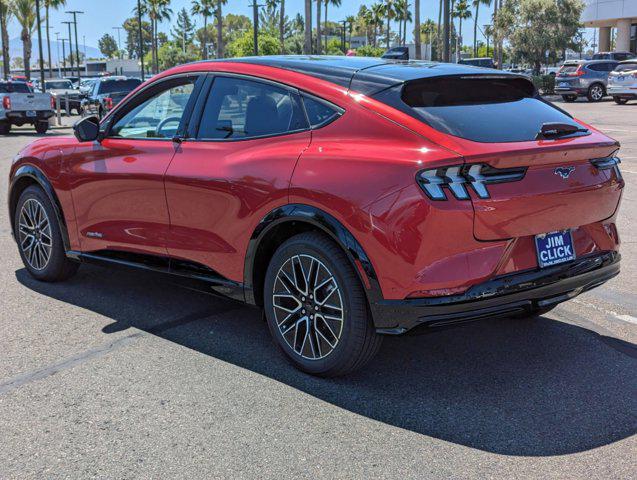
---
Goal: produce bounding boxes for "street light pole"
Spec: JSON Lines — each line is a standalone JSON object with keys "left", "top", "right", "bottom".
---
{"left": 443, "top": 0, "right": 450, "bottom": 62}
{"left": 137, "top": 0, "right": 145, "bottom": 81}
{"left": 67, "top": 10, "right": 83, "bottom": 79}
{"left": 61, "top": 37, "right": 67, "bottom": 72}
{"left": 35, "top": 0, "right": 45, "bottom": 88}
{"left": 55, "top": 32, "right": 61, "bottom": 77}
{"left": 249, "top": 2, "right": 263, "bottom": 56}
{"left": 113, "top": 26, "right": 124, "bottom": 59}
{"left": 62, "top": 21, "right": 74, "bottom": 77}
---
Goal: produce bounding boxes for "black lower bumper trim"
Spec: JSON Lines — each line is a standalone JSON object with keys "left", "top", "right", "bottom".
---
{"left": 373, "top": 252, "right": 620, "bottom": 334}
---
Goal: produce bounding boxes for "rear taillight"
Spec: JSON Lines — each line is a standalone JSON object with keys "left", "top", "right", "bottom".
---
{"left": 417, "top": 164, "right": 527, "bottom": 201}
{"left": 2, "top": 96, "right": 11, "bottom": 109}
{"left": 50, "top": 96, "right": 56, "bottom": 109}
{"left": 104, "top": 97, "right": 113, "bottom": 109}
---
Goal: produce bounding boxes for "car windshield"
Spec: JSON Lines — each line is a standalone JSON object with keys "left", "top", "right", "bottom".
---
{"left": 97, "top": 79, "right": 142, "bottom": 94}
{"left": 0, "top": 82, "right": 31, "bottom": 93}
{"left": 400, "top": 75, "right": 582, "bottom": 143}
{"left": 592, "top": 53, "right": 611, "bottom": 60}
{"left": 46, "top": 81, "right": 73, "bottom": 89}
{"left": 615, "top": 63, "right": 637, "bottom": 72}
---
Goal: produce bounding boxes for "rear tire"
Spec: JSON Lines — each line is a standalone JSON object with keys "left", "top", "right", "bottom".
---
{"left": 35, "top": 121, "right": 49, "bottom": 134}
{"left": 264, "top": 232, "right": 382, "bottom": 377}
{"left": 587, "top": 83, "right": 605, "bottom": 102}
{"left": 0, "top": 121, "right": 10, "bottom": 134}
{"left": 561, "top": 94, "right": 577, "bottom": 102}
{"left": 613, "top": 96, "right": 629, "bottom": 105}
{"left": 14, "top": 186, "right": 79, "bottom": 282}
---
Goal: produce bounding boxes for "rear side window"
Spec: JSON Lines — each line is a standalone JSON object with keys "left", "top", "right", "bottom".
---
{"left": 98, "top": 79, "right": 142, "bottom": 95}
{"left": 399, "top": 76, "right": 582, "bottom": 143}
{"left": 302, "top": 96, "right": 341, "bottom": 128}
{"left": 616, "top": 62, "right": 637, "bottom": 72}
{"left": 197, "top": 76, "right": 308, "bottom": 140}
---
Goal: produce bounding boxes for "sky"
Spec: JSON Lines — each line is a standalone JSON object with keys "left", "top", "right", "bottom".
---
{"left": 6, "top": 0, "right": 499, "bottom": 51}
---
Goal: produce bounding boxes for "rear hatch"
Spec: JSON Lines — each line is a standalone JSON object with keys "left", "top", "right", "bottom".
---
{"left": 391, "top": 74, "right": 623, "bottom": 241}
{"left": 608, "top": 61, "right": 637, "bottom": 87}
{"left": 555, "top": 63, "right": 583, "bottom": 89}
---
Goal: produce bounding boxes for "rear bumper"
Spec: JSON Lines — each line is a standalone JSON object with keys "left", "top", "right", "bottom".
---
{"left": 372, "top": 251, "right": 620, "bottom": 334}
{"left": 4, "top": 110, "right": 54, "bottom": 122}
{"left": 607, "top": 86, "right": 637, "bottom": 98}
{"left": 554, "top": 87, "right": 586, "bottom": 95}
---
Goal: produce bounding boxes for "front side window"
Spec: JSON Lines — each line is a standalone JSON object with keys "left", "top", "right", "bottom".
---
{"left": 197, "top": 76, "right": 307, "bottom": 140}
{"left": 109, "top": 78, "right": 196, "bottom": 139}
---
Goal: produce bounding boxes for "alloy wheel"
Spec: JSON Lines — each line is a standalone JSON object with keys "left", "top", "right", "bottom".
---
{"left": 591, "top": 85, "right": 604, "bottom": 101}
{"left": 272, "top": 254, "right": 344, "bottom": 360}
{"left": 18, "top": 198, "right": 53, "bottom": 270}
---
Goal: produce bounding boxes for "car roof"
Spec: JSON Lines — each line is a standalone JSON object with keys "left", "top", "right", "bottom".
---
{"left": 619, "top": 58, "right": 637, "bottom": 63}
{"left": 203, "top": 55, "right": 522, "bottom": 95}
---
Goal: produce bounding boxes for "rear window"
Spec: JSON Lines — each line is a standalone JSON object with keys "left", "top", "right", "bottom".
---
{"left": 98, "top": 79, "right": 142, "bottom": 95}
{"left": 615, "top": 62, "right": 637, "bottom": 72}
{"left": 592, "top": 53, "right": 611, "bottom": 60}
{"left": 46, "top": 80, "right": 73, "bottom": 89}
{"left": 0, "top": 82, "right": 31, "bottom": 93}
{"left": 400, "top": 76, "right": 582, "bottom": 143}
{"left": 558, "top": 64, "right": 579, "bottom": 74}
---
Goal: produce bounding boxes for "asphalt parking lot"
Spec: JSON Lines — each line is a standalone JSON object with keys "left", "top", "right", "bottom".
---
{"left": 1, "top": 100, "right": 635, "bottom": 479}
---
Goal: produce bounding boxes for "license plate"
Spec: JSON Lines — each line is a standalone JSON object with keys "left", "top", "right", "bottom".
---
{"left": 535, "top": 230, "right": 576, "bottom": 268}
{"left": 559, "top": 82, "right": 569, "bottom": 87}
{"left": 26, "top": 110, "right": 36, "bottom": 117}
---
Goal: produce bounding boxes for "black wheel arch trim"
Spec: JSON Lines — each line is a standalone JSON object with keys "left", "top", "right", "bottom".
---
{"left": 243, "top": 204, "right": 386, "bottom": 321}
{"left": 8, "top": 164, "right": 71, "bottom": 251}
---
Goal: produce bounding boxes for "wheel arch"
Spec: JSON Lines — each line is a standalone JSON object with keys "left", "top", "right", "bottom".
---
{"left": 8, "top": 164, "right": 71, "bottom": 251}
{"left": 244, "top": 204, "right": 382, "bottom": 309}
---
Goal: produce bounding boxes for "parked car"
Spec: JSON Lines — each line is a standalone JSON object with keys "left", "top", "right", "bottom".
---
{"left": 42, "top": 79, "right": 82, "bottom": 114}
{"left": 63, "top": 76, "right": 81, "bottom": 89}
{"left": 458, "top": 57, "right": 495, "bottom": 69}
{"left": 0, "top": 80, "right": 53, "bottom": 134}
{"left": 555, "top": 59, "right": 619, "bottom": 102}
{"left": 607, "top": 59, "right": 637, "bottom": 104}
{"left": 592, "top": 51, "right": 636, "bottom": 61}
{"left": 382, "top": 46, "right": 409, "bottom": 60}
{"left": 8, "top": 75, "right": 33, "bottom": 89}
{"left": 8, "top": 57, "right": 623, "bottom": 376}
{"left": 81, "top": 76, "right": 142, "bottom": 118}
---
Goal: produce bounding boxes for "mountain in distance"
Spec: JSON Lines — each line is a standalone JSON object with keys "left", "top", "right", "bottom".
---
{"left": 8, "top": 37, "right": 104, "bottom": 63}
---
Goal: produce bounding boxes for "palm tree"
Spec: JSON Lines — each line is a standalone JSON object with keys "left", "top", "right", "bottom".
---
{"left": 44, "top": 0, "right": 65, "bottom": 76}
{"left": 304, "top": 0, "right": 312, "bottom": 54}
{"left": 192, "top": 0, "right": 214, "bottom": 59}
{"left": 12, "top": 0, "right": 37, "bottom": 79}
{"left": 345, "top": 14, "right": 355, "bottom": 47}
{"left": 384, "top": 0, "right": 395, "bottom": 49}
{"left": 143, "top": 0, "right": 172, "bottom": 74}
{"left": 370, "top": 2, "right": 384, "bottom": 48}
{"left": 279, "top": 0, "right": 286, "bottom": 54}
{"left": 214, "top": 0, "right": 227, "bottom": 58}
{"left": 436, "top": 0, "right": 442, "bottom": 60}
{"left": 472, "top": 0, "right": 491, "bottom": 57}
{"left": 396, "top": 0, "right": 412, "bottom": 45}
{"left": 413, "top": 0, "right": 420, "bottom": 58}
{"left": 0, "top": 0, "right": 12, "bottom": 78}
{"left": 323, "top": 0, "right": 341, "bottom": 52}
{"left": 453, "top": 0, "right": 471, "bottom": 57}
{"left": 315, "top": 0, "right": 321, "bottom": 54}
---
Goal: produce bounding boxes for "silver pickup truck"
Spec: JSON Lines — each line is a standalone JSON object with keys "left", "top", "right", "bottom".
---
{"left": 0, "top": 81, "right": 54, "bottom": 134}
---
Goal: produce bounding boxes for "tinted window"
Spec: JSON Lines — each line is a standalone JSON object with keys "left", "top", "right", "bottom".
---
{"left": 302, "top": 96, "right": 341, "bottom": 128}
{"left": 587, "top": 63, "right": 605, "bottom": 71}
{"left": 616, "top": 62, "right": 637, "bottom": 72}
{"left": 98, "top": 79, "right": 142, "bottom": 95}
{"left": 0, "top": 82, "right": 31, "bottom": 93}
{"left": 46, "top": 80, "right": 73, "bottom": 89}
{"left": 110, "top": 78, "right": 196, "bottom": 139}
{"left": 558, "top": 64, "right": 579, "bottom": 74}
{"left": 592, "top": 53, "right": 611, "bottom": 60}
{"left": 400, "top": 76, "right": 582, "bottom": 143}
{"left": 197, "top": 77, "right": 307, "bottom": 140}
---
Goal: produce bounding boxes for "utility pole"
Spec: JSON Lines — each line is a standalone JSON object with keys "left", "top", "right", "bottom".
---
{"left": 67, "top": 10, "right": 83, "bottom": 79}
{"left": 340, "top": 20, "right": 347, "bottom": 51}
{"left": 35, "top": 0, "right": 45, "bottom": 88}
{"left": 113, "top": 27, "right": 123, "bottom": 59}
{"left": 249, "top": 2, "right": 263, "bottom": 56}
{"left": 61, "top": 37, "right": 67, "bottom": 72}
{"left": 62, "top": 21, "right": 74, "bottom": 77}
{"left": 137, "top": 0, "right": 145, "bottom": 81}
{"left": 55, "top": 32, "right": 61, "bottom": 76}
{"left": 443, "top": 0, "right": 450, "bottom": 62}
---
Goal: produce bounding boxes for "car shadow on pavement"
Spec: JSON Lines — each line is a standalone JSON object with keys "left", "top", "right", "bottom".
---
{"left": 16, "top": 264, "right": 637, "bottom": 457}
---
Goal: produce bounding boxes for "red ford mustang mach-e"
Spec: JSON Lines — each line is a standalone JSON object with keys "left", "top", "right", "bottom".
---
{"left": 8, "top": 57, "right": 623, "bottom": 376}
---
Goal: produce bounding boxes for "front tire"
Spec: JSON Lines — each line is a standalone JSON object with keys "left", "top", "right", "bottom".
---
{"left": 613, "top": 96, "right": 629, "bottom": 105}
{"left": 0, "top": 121, "right": 11, "bottom": 134}
{"left": 587, "top": 83, "right": 605, "bottom": 102}
{"left": 264, "top": 232, "right": 382, "bottom": 377}
{"left": 561, "top": 94, "right": 577, "bottom": 102}
{"left": 14, "top": 186, "right": 79, "bottom": 282}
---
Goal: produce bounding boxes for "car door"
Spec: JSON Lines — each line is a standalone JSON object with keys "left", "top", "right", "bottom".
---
{"left": 164, "top": 74, "right": 312, "bottom": 283}
{"left": 67, "top": 74, "right": 202, "bottom": 256}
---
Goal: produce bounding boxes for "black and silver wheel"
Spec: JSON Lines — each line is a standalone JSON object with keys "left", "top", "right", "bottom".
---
{"left": 264, "top": 232, "right": 382, "bottom": 377}
{"left": 15, "top": 186, "right": 79, "bottom": 282}
{"left": 587, "top": 83, "right": 605, "bottom": 102}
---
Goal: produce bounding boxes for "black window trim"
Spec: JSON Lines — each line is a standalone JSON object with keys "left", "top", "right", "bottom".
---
{"left": 188, "top": 72, "right": 312, "bottom": 143}
{"left": 100, "top": 72, "right": 207, "bottom": 142}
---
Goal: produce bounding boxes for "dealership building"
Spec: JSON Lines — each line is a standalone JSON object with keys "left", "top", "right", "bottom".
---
{"left": 582, "top": 0, "right": 637, "bottom": 52}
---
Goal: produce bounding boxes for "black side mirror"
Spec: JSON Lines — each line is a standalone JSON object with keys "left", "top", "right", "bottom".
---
{"left": 73, "top": 116, "right": 100, "bottom": 142}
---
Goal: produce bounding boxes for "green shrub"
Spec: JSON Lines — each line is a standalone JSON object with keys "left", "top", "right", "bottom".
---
{"left": 532, "top": 74, "right": 555, "bottom": 95}
{"left": 226, "top": 30, "right": 280, "bottom": 57}
{"left": 355, "top": 45, "right": 385, "bottom": 57}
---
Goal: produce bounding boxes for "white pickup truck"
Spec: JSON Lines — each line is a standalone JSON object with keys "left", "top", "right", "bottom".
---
{"left": 0, "top": 81, "right": 54, "bottom": 134}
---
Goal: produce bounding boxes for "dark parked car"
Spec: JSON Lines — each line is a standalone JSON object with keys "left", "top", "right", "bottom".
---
{"left": 81, "top": 76, "right": 142, "bottom": 118}
{"left": 458, "top": 57, "right": 495, "bottom": 69}
{"left": 555, "top": 59, "right": 619, "bottom": 102}
{"left": 382, "top": 47, "right": 409, "bottom": 60}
